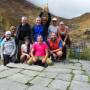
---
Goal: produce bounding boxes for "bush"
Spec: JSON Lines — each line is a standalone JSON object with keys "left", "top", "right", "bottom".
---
{"left": 67, "top": 47, "right": 90, "bottom": 60}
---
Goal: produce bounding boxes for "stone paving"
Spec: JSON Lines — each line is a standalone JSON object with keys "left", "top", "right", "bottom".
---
{"left": 0, "top": 59, "right": 90, "bottom": 90}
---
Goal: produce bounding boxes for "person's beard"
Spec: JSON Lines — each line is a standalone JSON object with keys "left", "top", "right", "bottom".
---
{"left": 51, "top": 38, "right": 56, "bottom": 42}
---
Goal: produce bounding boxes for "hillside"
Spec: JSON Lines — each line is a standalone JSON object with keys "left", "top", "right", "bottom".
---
{"left": 0, "top": 0, "right": 90, "bottom": 42}
{"left": 0, "top": 0, "right": 40, "bottom": 31}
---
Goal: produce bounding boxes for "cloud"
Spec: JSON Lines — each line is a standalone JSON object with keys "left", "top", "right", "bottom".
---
{"left": 26, "top": 0, "right": 90, "bottom": 19}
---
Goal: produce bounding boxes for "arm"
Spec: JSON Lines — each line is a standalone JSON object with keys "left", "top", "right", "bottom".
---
{"left": 10, "top": 39, "right": 16, "bottom": 57}
{"left": 1, "top": 41, "right": 4, "bottom": 60}
{"left": 42, "top": 49, "right": 48, "bottom": 63}
{"left": 46, "top": 13, "right": 51, "bottom": 27}
{"left": 64, "top": 26, "right": 70, "bottom": 42}
{"left": 16, "top": 25, "right": 20, "bottom": 44}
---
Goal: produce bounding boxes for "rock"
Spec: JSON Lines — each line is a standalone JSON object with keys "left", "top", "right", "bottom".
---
{"left": 56, "top": 74, "right": 72, "bottom": 81}
{"left": 7, "top": 73, "right": 33, "bottom": 84}
{"left": 0, "top": 79, "right": 27, "bottom": 90}
{"left": 21, "top": 70, "right": 40, "bottom": 77}
{"left": 30, "top": 77, "right": 52, "bottom": 87}
{"left": 44, "top": 68, "right": 71, "bottom": 74}
{"left": 49, "top": 80, "right": 70, "bottom": 90}
{"left": 27, "top": 85, "right": 55, "bottom": 90}
{"left": 0, "top": 65, "right": 9, "bottom": 72}
{"left": 73, "top": 75, "right": 88, "bottom": 82}
{"left": 70, "top": 81, "right": 90, "bottom": 90}
{"left": 0, "top": 68, "right": 22, "bottom": 78}
{"left": 7, "top": 63, "right": 44, "bottom": 71}
{"left": 73, "top": 70, "right": 84, "bottom": 75}
{"left": 39, "top": 71, "right": 58, "bottom": 79}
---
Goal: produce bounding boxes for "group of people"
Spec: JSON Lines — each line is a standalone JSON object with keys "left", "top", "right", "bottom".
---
{"left": 0, "top": 9, "right": 71, "bottom": 67}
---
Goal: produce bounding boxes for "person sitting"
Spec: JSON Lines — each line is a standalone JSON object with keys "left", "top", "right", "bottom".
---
{"left": 27, "top": 35, "right": 53, "bottom": 67}
{"left": 1, "top": 31, "right": 16, "bottom": 66}
{"left": 20, "top": 37, "right": 32, "bottom": 63}
{"left": 47, "top": 32, "right": 63, "bottom": 62}
{"left": 57, "top": 21, "right": 71, "bottom": 61}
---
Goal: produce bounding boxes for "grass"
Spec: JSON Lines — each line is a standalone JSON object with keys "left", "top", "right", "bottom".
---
{"left": 67, "top": 47, "right": 90, "bottom": 60}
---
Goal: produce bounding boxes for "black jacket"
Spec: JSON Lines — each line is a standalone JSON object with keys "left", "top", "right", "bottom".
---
{"left": 16, "top": 23, "right": 31, "bottom": 44}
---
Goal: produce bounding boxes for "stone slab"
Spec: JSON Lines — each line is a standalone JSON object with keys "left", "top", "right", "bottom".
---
{"left": 70, "top": 81, "right": 90, "bottom": 90}
{"left": 21, "top": 70, "right": 40, "bottom": 77}
{"left": 7, "top": 73, "right": 33, "bottom": 84}
{"left": 0, "top": 68, "right": 22, "bottom": 78}
{"left": 49, "top": 80, "right": 70, "bottom": 90}
{"left": 73, "top": 75, "right": 88, "bottom": 82}
{"left": 27, "top": 85, "right": 56, "bottom": 90}
{"left": 0, "top": 79, "right": 27, "bottom": 90}
{"left": 30, "top": 77, "right": 52, "bottom": 87}
{"left": 7, "top": 63, "right": 44, "bottom": 71}
{"left": 56, "top": 74, "right": 72, "bottom": 81}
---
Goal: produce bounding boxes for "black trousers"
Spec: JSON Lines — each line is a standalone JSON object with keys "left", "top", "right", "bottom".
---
{"left": 3, "top": 54, "right": 16, "bottom": 66}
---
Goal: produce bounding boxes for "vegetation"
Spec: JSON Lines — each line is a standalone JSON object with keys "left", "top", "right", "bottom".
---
{"left": 67, "top": 47, "right": 90, "bottom": 60}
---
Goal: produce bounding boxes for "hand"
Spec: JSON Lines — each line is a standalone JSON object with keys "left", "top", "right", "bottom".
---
{"left": 63, "top": 42, "right": 66, "bottom": 46}
{"left": 10, "top": 54, "right": 13, "bottom": 57}
{"left": 1, "top": 56, "right": 4, "bottom": 61}
{"left": 26, "top": 54, "right": 30, "bottom": 59}
{"left": 42, "top": 57, "right": 46, "bottom": 63}
{"left": 50, "top": 51, "right": 53, "bottom": 54}
{"left": 33, "top": 57, "right": 37, "bottom": 62}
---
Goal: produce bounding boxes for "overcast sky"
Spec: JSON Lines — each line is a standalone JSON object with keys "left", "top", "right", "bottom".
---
{"left": 27, "top": 0, "right": 90, "bottom": 19}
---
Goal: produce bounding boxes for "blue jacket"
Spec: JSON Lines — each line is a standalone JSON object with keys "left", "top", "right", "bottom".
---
{"left": 32, "top": 24, "right": 46, "bottom": 41}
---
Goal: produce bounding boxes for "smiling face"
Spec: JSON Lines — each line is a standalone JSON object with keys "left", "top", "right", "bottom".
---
{"left": 21, "top": 16, "right": 28, "bottom": 25}
{"left": 36, "top": 17, "right": 41, "bottom": 25}
{"left": 51, "top": 32, "right": 57, "bottom": 40}
{"left": 37, "top": 35, "right": 43, "bottom": 43}
{"left": 42, "top": 16, "right": 47, "bottom": 25}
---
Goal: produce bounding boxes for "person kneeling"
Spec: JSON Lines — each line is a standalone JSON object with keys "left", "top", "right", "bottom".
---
{"left": 47, "top": 32, "right": 63, "bottom": 62}
{"left": 27, "top": 35, "right": 53, "bottom": 67}
{"left": 1, "top": 31, "right": 16, "bottom": 66}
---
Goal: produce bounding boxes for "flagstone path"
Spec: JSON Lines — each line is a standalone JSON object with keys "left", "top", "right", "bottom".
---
{"left": 0, "top": 59, "right": 90, "bottom": 90}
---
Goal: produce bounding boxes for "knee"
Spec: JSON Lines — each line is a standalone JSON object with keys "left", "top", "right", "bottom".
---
{"left": 57, "top": 51, "right": 63, "bottom": 57}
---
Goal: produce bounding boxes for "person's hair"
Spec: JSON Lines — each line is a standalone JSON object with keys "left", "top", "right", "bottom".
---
{"left": 10, "top": 26, "right": 16, "bottom": 31}
{"left": 24, "top": 36, "right": 29, "bottom": 41}
{"left": 36, "top": 16, "right": 41, "bottom": 21}
{"left": 24, "top": 36, "right": 30, "bottom": 54}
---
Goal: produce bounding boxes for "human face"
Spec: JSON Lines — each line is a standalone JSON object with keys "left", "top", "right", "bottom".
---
{"left": 59, "top": 24, "right": 65, "bottom": 29}
{"left": 42, "top": 17, "right": 47, "bottom": 25}
{"left": 21, "top": 17, "right": 28, "bottom": 24}
{"left": 5, "top": 34, "right": 11, "bottom": 40}
{"left": 25, "top": 40, "right": 29, "bottom": 45}
{"left": 36, "top": 18, "right": 41, "bottom": 25}
{"left": 52, "top": 20, "right": 57, "bottom": 26}
{"left": 11, "top": 28, "right": 16, "bottom": 35}
{"left": 37, "top": 36, "right": 43, "bottom": 43}
{"left": 51, "top": 33, "right": 57, "bottom": 40}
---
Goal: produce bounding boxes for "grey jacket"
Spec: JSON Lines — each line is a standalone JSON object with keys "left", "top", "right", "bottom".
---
{"left": 1, "top": 38, "right": 16, "bottom": 60}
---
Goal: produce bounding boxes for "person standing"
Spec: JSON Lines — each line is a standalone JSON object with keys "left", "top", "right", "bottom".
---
{"left": 48, "top": 17, "right": 58, "bottom": 38}
{"left": 58, "top": 21, "right": 71, "bottom": 61}
{"left": 32, "top": 17, "right": 46, "bottom": 42}
{"left": 16, "top": 16, "right": 32, "bottom": 61}
{"left": 39, "top": 7, "right": 51, "bottom": 39}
